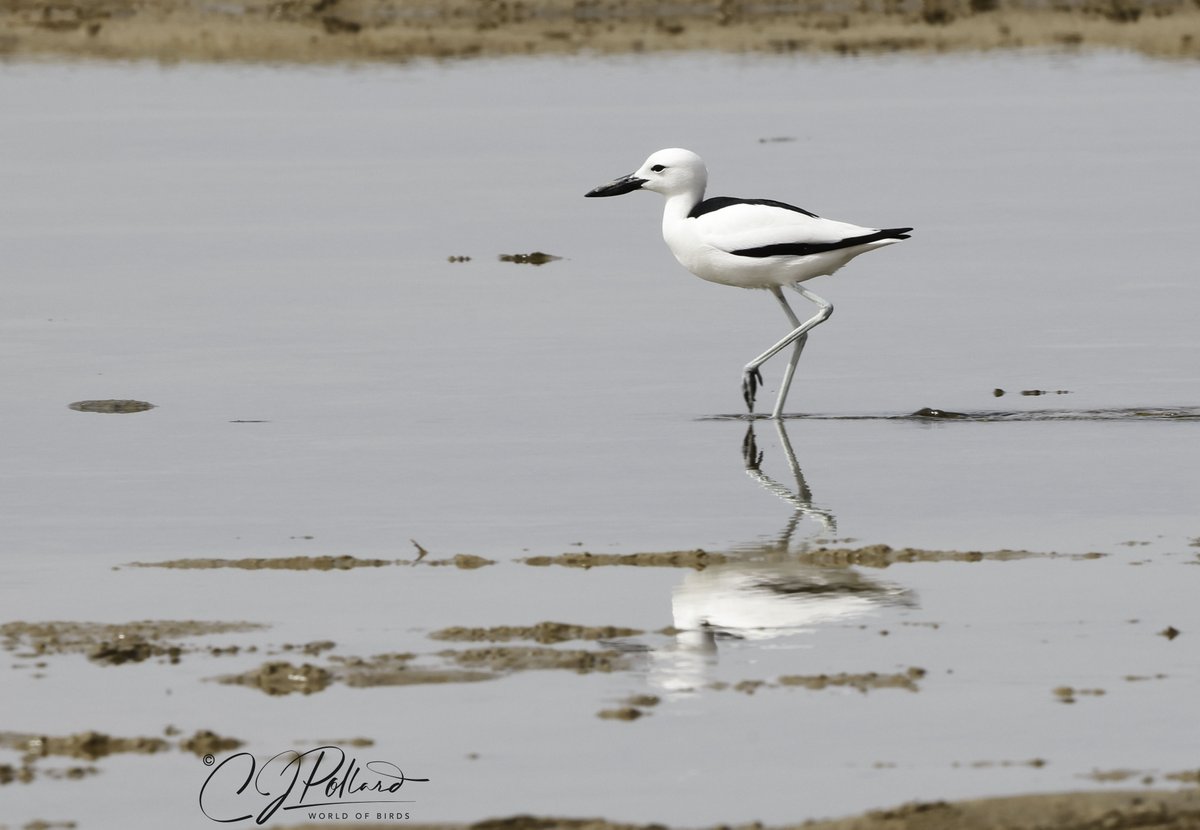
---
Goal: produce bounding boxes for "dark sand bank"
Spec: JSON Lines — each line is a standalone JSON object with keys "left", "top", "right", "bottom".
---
{"left": 2, "top": 0, "right": 1199, "bottom": 63}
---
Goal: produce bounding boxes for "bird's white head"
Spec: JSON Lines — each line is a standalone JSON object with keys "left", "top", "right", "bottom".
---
{"left": 585, "top": 148, "right": 707, "bottom": 202}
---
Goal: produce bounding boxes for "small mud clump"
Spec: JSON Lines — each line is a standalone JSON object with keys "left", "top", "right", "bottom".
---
{"left": 1053, "top": 685, "right": 1106, "bottom": 704}
{"left": 498, "top": 251, "right": 562, "bottom": 265}
{"left": 68, "top": 399, "right": 155, "bottom": 413}
{"left": 180, "top": 730, "right": 243, "bottom": 757}
{"left": 429, "top": 621, "right": 643, "bottom": 644}
{"left": 598, "top": 694, "right": 660, "bottom": 721}
{"left": 597, "top": 707, "right": 644, "bottom": 721}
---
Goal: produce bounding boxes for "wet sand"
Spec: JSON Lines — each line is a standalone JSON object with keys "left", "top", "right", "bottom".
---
{"left": 2, "top": 0, "right": 1199, "bottom": 62}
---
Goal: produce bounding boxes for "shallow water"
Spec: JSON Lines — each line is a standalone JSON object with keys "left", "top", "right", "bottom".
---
{"left": 1, "top": 51, "right": 1198, "bottom": 828}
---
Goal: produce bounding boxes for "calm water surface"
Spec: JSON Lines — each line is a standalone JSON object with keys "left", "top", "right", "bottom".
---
{"left": 1, "top": 50, "right": 1198, "bottom": 828}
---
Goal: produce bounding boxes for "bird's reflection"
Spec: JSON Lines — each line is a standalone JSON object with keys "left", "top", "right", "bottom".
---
{"left": 647, "top": 422, "right": 915, "bottom": 693}
{"left": 737, "top": 421, "right": 837, "bottom": 545}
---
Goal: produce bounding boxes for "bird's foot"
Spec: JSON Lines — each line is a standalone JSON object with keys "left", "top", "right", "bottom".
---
{"left": 742, "top": 367, "right": 763, "bottom": 412}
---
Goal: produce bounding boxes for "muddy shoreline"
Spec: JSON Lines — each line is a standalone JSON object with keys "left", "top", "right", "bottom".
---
{"left": 273, "top": 789, "right": 1200, "bottom": 829}
{"left": 2, "top": 0, "right": 1198, "bottom": 62}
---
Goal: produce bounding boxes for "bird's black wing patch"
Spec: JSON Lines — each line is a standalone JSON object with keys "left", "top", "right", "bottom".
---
{"left": 688, "top": 196, "right": 820, "bottom": 220}
{"left": 731, "top": 227, "right": 912, "bottom": 258}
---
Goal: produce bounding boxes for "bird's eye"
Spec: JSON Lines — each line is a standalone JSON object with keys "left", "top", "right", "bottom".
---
{"left": 650, "top": 164, "right": 666, "bottom": 172}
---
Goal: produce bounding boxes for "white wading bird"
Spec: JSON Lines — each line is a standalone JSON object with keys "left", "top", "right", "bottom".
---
{"left": 585, "top": 148, "right": 912, "bottom": 418}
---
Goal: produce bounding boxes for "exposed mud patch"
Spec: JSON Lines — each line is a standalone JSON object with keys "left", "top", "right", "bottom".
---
{"left": 498, "top": 252, "right": 562, "bottom": 265}
{"left": 220, "top": 660, "right": 334, "bottom": 695}
{"left": 131, "top": 553, "right": 494, "bottom": 570}
{"left": 597, "top": 707, "right": 644, "bottom": 721}
{"left": 222, "top": 639, "right": 630, "bottom": 695}
{"left": 522, "top": 544, "right": 1099, "bottom": 571}
{"left": 272, "top": 788, "right": 1200, "bottom": 829}
{"left": 440, "top": 646, "right": 628, "bottom": 674}
{"left": 0, "top": 730, "right": 168, "bottom": 760}
{"left": 3, "top": 0, "right": 1199, "bottom": 64}
{"left": 790, "top": 544, "right": 1103, "bottom": 568}
{"left": 1053, "top": 685, "right": 1107, "bottom": 704}
{"left": 429, "top": 622, "right": 643, "bottom": 644}
{"left": 0, "top": 620, "right": 266, "bottom": 667}
{"left": 954, "top": 758, "right": 1048, "bottom": 769}
{"left": 522, "top": 550, "right": 729, "bottom": 570}
{"left": 179, "top": 729, "right": 243, "bottom": 757}
{"left": 336, "top": 653, "right": 494, "bottom": 688}
{"left": 1166, "top": 770, "right": 1200, "bottom": 785}
{"left": 0, "top": 728, "right": 242, "bottom": 786}
{"left": 67, "top": 399, "right": 155, "bottom": 413}
{"left": 1082, "top": 768, "right": 1146, "bottom": 783}
{"left": 780, "top": 406, "right": 1200, "bottom": 422}
{"left": 712, "top": 667, "right": 926, "bottom": 695}
{"left": 598, "top": 694, "right": 661, "bottom": 721}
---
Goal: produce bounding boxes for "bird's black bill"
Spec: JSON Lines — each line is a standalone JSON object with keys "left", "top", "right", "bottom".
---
{"left": 585, "top": 174, "right": 648, "bottom": 198}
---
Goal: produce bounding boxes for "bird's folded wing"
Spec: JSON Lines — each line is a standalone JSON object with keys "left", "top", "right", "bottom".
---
{"left": 694, "top": 202, "right": 879, "bottom": 255}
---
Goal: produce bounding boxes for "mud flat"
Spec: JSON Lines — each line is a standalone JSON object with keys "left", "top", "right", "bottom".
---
{"left": 521, "top": 544, "right": 1101, "bottom": 570}
{"left": 129, "top": 553, "right": 494, "bottom": 570}
{"left": 275, "top": 788, "right": 1200, "bottom": 829}
{"left": 1, "top": 0, "right": 1198, "bottom": 63}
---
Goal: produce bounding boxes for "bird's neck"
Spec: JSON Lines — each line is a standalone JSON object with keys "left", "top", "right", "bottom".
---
{"left": 662, "top": 186, "right": 705, "bottom": 227}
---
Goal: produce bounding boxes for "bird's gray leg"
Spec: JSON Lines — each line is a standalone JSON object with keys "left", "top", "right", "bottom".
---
{"left": 771, "top": 287, "right": 807, "bottom": 420}
{"left": 742, "top": 285, "right": 834, "bottom": 416}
